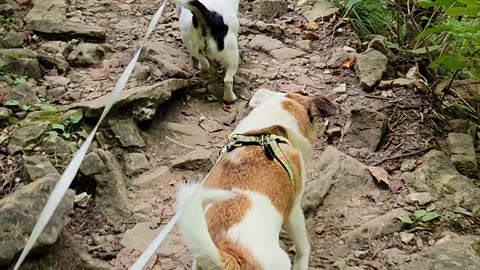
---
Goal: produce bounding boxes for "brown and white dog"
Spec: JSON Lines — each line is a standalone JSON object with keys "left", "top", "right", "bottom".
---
{"left": 176, "top": 89, "right": 339, "bottom": 270}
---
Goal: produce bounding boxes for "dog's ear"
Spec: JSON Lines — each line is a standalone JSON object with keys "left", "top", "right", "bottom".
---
{"left": 249, "top": 88, "right": 286, "bottom": 108}
{"left": 307, "top": 96, "right": 340, "bottom": 121}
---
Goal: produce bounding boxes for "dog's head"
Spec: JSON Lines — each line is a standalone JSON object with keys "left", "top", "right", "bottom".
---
{"left": 249, "top": 88, "right": 340, "bottom": 142}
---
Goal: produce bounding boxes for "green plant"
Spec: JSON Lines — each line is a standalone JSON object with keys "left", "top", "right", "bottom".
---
{"left": 49, "top": 110, "right": 85, "bottom": 140}
{"left": 13, "top": 75, "right": 28, "bottom": 85}
{"left": 2, "top": 16, "right": 15, "bottom": 31}
{"left": 399, "top": 210, "right": 441, "bottom": 229}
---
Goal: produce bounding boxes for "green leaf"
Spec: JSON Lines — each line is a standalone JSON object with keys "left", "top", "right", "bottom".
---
{"left": 13, "top": 76, "right": 28, "bottom": 85}
{"left": 4, "top": 100, "right": 19, "bottom": 107}
{"left": 76, "top": 130, "right": 89, "bottom": 140}
{"left": 445, "top": 7, "right": 480, "bottom": 17}
{"left": 415, "top": 210, "right": 427, "bottom": 219}
{"left": 417, "top": 25, "right": 452, "bottom": 40}
{"left": 35, "top": 103, "right": 57, "bottom": 112}
{"left": 68, "top": 142, "right": 78, "bottom": 154}
{"left": 431, "top": 55, "right": 469, "bottom": 71}
{"left": 63, "top": 132, "right": 70, "bottom": 139}
{"left": 47, "top": 131, "right": 59, "bottom": 137}
{"left": 20, "top": 104, "right": 31, "bottom": 111}
{"left": 422, "top": 212, "right": 441, "bottom": 222}
{"left": 69, "top": 110, "right": 83, "bottom": 124}
{"left": 407, "top": 44, "right": 443, "bottom": 54}
{"left": 399, "top": 216, "right": 414, "bottom": 224}
{"left": 346, "top": 0, "right": 362, "bottom": 9}
{"left": 51, "top": 123, "right": 65, "bottom": 132}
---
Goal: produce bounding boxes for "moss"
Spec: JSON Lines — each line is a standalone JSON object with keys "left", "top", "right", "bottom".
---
{"left": 23, "top": 111, "right": 61, "bottom": 124}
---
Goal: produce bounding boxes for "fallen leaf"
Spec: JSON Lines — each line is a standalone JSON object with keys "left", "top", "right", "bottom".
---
{"left": 341, "top": 58, "right": 355, "bottom": 69}
{"left": 368, "top": 166, "right": 390, "bottom": 185}
{"left": 89, "top": 68, "right": 108, "bottom": 81}
{"left": 303, "top": 33, "right": 320, "bottom": 41}
{"left": 304, "top": 21, "right": 319, "bottom": 31}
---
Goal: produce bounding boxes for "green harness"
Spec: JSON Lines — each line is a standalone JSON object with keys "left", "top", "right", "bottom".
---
{"left": 221, "top": 134, "right": 296, "bottom": 186}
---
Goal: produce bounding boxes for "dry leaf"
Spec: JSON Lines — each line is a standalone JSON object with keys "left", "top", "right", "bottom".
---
{"left": 89, "top": 68, "right": 108, "bottom": 81}
{"left": 368, "top": 166, "right": 390, "bottom": 185}
{"left": 304, "top": 22, "right": 319, "bottom": 31}
{"left": 341, "top": 58, "right": 355, "bottom": 69}
{"left": 303, "top": 33, "right": 320, "bottom": 41}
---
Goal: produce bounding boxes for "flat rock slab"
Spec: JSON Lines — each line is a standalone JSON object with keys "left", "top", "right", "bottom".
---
{"left": 171, "top": 147, "right": 214, "bottom": 172}
{"left": 342, "top": 107, "right": 388, "bottom": 151}
{"left": 139, "top": 42, "right": 191, "bottom": 78}
{"left": 7, "top": 122, "right": 49, "bottom": 154}
{"left": 26, "top": 20, "right": 106, "bottom": 42}
{"left": 109, "top": 118, "right": 146, "bottom": 148}
{"left": 62, "top": 79, "right": 195, "bottom": 118}
{"left": 302, "top": 0, "right": 339, "bottom": 22}
{"left": 0, "top": 174, "right": 74, "bottom": 266}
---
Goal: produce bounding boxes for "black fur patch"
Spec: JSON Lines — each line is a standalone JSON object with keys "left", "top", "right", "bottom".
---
{"left": 188, "top": 0, "right": 229, "bottom": 51}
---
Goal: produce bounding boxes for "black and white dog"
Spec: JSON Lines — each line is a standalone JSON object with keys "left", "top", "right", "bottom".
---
{"left": 176, "top": 0, "right": 240, "bottom": 104}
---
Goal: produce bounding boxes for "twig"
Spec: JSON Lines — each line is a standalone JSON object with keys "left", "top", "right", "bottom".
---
{"left": 165, "top": 136, "right": 195, "bottom": 150}
{"left": 364, "top": 94, "right": 390, "bottom": 100}
{"left": 371, "top": 146, "right": 434, "bottom": 166}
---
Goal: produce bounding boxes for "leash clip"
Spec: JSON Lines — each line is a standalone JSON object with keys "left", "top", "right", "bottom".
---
{"left": 261, "top": 135, "right": 275, "bottom": 160}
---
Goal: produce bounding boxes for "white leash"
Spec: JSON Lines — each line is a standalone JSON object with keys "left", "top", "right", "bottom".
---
{"left": 13, "top": 1, "right": 167, "bottom": 269}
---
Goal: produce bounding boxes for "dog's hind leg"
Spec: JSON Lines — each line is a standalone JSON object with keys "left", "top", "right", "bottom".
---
{"left": 285, "top": 205, "right": 310, "bottom": 270}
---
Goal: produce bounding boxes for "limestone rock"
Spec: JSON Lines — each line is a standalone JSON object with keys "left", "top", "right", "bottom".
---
{"left": 0, "top": 32, "right": 24, "bottom": 48}
{"left": 67, "top": 43, "right": 105, "bottom": 67}
{"left": 327, "top": 49, "right": 354, "bottom": 68}
{"left": 378, "top": 248, "right": 410, "bottom": 266}
{"left": 257, "top": 0, "right": 288, "bottom": 20}
{"left": 396, "top": 236, "right": 480, "bottom": 270}
{"left": 302, "top": 0, "right": 338, "bottom": 22}
{"left": 270, "top": 47, "right": 306, "bottom": 61}
{"left": 406, "top": 192, "right": 433, "bottom": 206}
{"left": 342, "top": 107, "right": 388, "bottom": 151}
{"left": 413, "top": 150, "right": 480, "bottom": 215}
{"left": 355, "top": 48, "right": 388, "bottom": 90}
{"left": 139, "top": 42, "right": 190, "bottom": 78}
{"left": 124, "top": 152, "right": 151, "bottom": 176}
{"left": 0, "top": 107, "right": 12, "bottom": 121}
{"left": 133, "top": 166, "right": 171, "bottom": 188}
{"left": 109, "top": 119, "right": 146, "bottom": 148}
{"left": 0, "top": 174, "right": 74, "bottom": 266}
{"left": 447, "top": 133, "right": 477, "bottom": 178}
{"left": 247, "top": 34, "right": 284, "bottom": 52}
{"left": 171, "top": 147, "right": 214, "bottom": 172}
{"left": 302, "top": 146, "right": 375, "bottom": 212}
{"left": 24, "top": 0, "right": 67, "bottom": 24}
{"left": 37, "top": 41, "right": 71, "bottom": 73}
{"left": 26, "top": 20, "right": 106, "bottom": 42}
{"left": 0, "top": 4, "right": 13, "bottom": 16}
{"left": 7, "top": 122, "right": 48, "bottom": 154}
{"left": 447, "top": 119, "right": 477, "bottom": 139}
{"left": 0, "top": 48, "right": 42, "bottom": 79}
{"left": 295, "top": 40, "right": 313, "bottom": 52}
{"left": 80, "top": 151, "right": 106, "bottom": 176}
{"left": 23, "top": 155, "right": 58, "bottom": 182}
{"left": 2, "top": 83, "right": 40, "bottom": 105}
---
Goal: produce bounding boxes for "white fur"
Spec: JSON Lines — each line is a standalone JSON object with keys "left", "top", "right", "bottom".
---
{"left": 176, "top": 0, "right": 240, "bottom": 103}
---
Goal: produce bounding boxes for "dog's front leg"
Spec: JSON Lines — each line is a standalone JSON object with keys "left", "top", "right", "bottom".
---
{"left": 285, "top": 204, "right": 310, "bottom": 270}
{"left": 222, "top": 51, "right": 238, "bottom": 104}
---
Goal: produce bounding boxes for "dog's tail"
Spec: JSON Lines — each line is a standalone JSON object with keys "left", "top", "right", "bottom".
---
{"left": 176, "top": 183, "right": 236, "bottom": 268}
{"left": 176, "top": 0, "right": 217, "bottom": 34}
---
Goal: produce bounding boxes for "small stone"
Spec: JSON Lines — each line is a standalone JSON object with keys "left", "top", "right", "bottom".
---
{"left": 342, "top": 107, "right": 388, "bottom": 151}
{"left": 400, "top": 232, "right": 415, "bottom": 244}
{"left": 67, "top": 43, "right": 105, "bottom": 67}
{"left": 0, "top": 32, "right": 24, "bottom": 48}
{"left": 257, "top": 0, "right": 287, "bottom": 20}
{"left": 327, "top": 49, "right": 353, "bottom": 68}
{"left": 132, "top": 62, "right": 153, "bottom": 80}
{"left": 7, "top": 122, "right": 48, "bottom": 154}
{"left": 247, "top": 35, "right": 284, "bottom": 52}
{"left": 406, "top": 192, "right": 433, "bottom": 206}
{"left": 0, "top": 49, "right": 42, "bottom": 79}
{"left": 109, "top": 118, "right": 146, "bottom": 148}
{"left": 303, "top": 0, "right": 339, "bottom": 22}
{"left": 406, "top": 66, "right": 419, "bottom": 80}
{"left": 367, "top": 35, "right": 388, "bottom": 55}
{"left": 3, "top": 83, "right": 40, "bottom": 105}
{"left": 400, "top": 160, "right": 416, "bottom": 172}
{"left": 270, "top": 47, "right": 306, "bottom": 61}
{"left": 0, "top": 107, "right": 12, "bottom": 121}
{"left": 23, "top": 155, "right": 58, "bottom": 182}
{"left": 199, "top": 118, "right": 223, "bottom": 133}
{"left": 295, "top": 40, "right": 313, "bottom": 52}
{"left": 133, "top": 202, "right": 153, "bottom": 215}
{"left": 354, "top": 250, "right": 369, "bottom": 259}
{"left": 333, "top": 83, "right": 347, "bottom": 93}
{"left": 355, "top": 49, "right": 388, "bottom": 90}
{"left": 43, "top": 135, "right": 71, "bottom": 158}
{"left": 45, "top": 75, "right": 70, "bottom": 86}
{"left": 334, "top": 94, "right": 348, "bottom": 103}
{"left": 133, "top": 166, "right": 171, "bottom": 188}
{"left": 392, "top": 78, "right": 415, "bottom": 89}
{"left": 171, "top": 147, "right": 214, "bottom": 172}
{"left": 305, "top": 22, "right": 319, "bottom": 30}
{"left": 80, "top": 151, "right": 106, "bottom": 176}
{"left": 74, "top": 192, "right": 91, "bottom": 208}
{"left": 326, "top": 127, "right": 342, "bottom": 138}
{"left": 124, "top": 152, "right": 151, "bottom": 176}
{"left": 447, "top": 133, "right": 477, "bottom": 178}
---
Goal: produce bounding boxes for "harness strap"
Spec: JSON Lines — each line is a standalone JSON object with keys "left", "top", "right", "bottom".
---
{"left": 222, "top": 134, "right": 295, "bottom": 186}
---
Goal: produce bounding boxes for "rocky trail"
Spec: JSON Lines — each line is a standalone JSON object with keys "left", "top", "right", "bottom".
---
{"left": 0, "top": 0, "right": 479, "bottom": 270}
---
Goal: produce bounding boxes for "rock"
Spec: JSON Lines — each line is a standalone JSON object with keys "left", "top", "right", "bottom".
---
{"left": 171, "top": 147, "right": 214, "bottom": 172}
{"left": 199, "top": 118, "right": 223, "bottom": 133}
{"left": 355, "top": 49, "right": 388, "bottom": 90}
{"left": 295, "top": 40, "right": 313, "bottom": 52}
{"left": 133, "top": 202, "right": 153, "bottom": 215}
{"left": 0, "top": 4, "right": 13, "bottom": 15}
{"left": 378, "top": 248, "right": 410, "bottom": 266}
{"left": 64, "top": 79, "right": 195, "bottom": 119}
{"left": 397, "top": 236, "right": 480, "bottom": 270}
{"left": 247, "top": 35, "right": 284, "bottom": 52}
{"left": 36, "top": 49, "right": 70, "bottom": 73}
{"left": 342, "top": 107, "right": 388, "bottom": 151}
{"left": 0, "top": 107, "right": 12, "bottom": 121}
{"left": 132, "top": 62, "right": 153, "bottom": 80}
{"left": 133, "top": 166, "right": 171, "bottom": 188}
{"left": 74, "top": 192, "right": 90, "bottom": 208}
{"left": 400, "top": 159, "right": 416, "bottom": 172}
{"left": 333, "top": 83, "right": 347, "bottom": 93}
{"left": 92, "top": 149, "right": 131, "bottom": 220}
{"left": 341, "top": 208, "right": 411, "bottom": 242}
{"left": 0, "top": 32, "right": 24, "bottom": 48}
{"left": 79, "top": 252, "right": 112, "bottom": 270}
{"left": 67, "top": 43, "right": 105, "bottom": 67}
{"left": 45, "top": 75, "right": 70, "bottom": 86}
{"left": 302, "top": 146, "right": 375, "bottom": 211}
{"left": 139, "top": 42, "right": 190, "bottom": 78}
{"left": 413, "top": 150, "right": 480, "bottom": 215}
{"left": 270, "top": 47, "right": 306, "bottom": 61}
{"left": 26, "top": 20, "right": 106, "bottom": 42}
{"left": 124, "top": 152, "right": 151, "bottom": 176}
{"left": 327, "top": 49, "right": 354, "bottom": 68}
{"left": 406, "top": 192, "right": 433, "bottom": 206}
{"left": 302, "top": 0, "right": 339, "bottom": 22}
{"left": 7, "top": 122, "right": 48, "bottom": 154}
{"left": 24, "top": 0, "right": 67, "bottom": 24}
{"left": 39, "top": 41, "right": 71, "bottom": 56}
{"left": 400, "top": 232, "right": 415, "bottom": 244}
{"left": 43, "top": 135, "right": 71, "bottom": 158}
{"left": 0, "top": 49, "right": 42, "bottom": 79}
{"left": 121, "top": 222, "right": 184, "bottom": 256}
{"left": 0, "top": 174, "right": 74, "bottom": 266}
{"left": 447, "top": 119, "right": 477, "bottom": 139}
{"left": 109, "top": 119, "right": 146, "bottom": 148}
{"left": 132, "top": 100, "right": 156, "bottom": 124}
{"left": 325, "top": 126, "right": 342, "bottom": 138}
{"left": 392, "top": 78, "right": 415, "bottom": 89}
{"left": 23, "top": 155, "right": 58, "bottom": 182}
{"left": 367, "top": 35, "right": 388, "bottom": 55}
{"left": 80, "top": 152, "right": 105, "bottom": 176}
{"left": 447, "top": 133, "right": 477, "bottom": 178}
{"left": 257, "top": 0, "right": 287, "bottom": 20}
{"left": 2, "top": 83, "right": 40, "bottom": 105}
